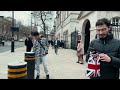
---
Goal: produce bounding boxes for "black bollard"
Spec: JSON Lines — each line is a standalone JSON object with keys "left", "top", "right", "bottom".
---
{"left": 24, "top": 52, "right": 35, "bottom": 79}
{"left": 8, "top": 61, "right": 27, "bottom": 79}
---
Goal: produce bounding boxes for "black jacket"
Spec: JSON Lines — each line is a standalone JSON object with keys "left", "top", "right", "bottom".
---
{"left": 54, "top": 40, "right": 60, "bottom": 47}
{"left": 25, "top": 38, "right": 33, "bottom": 47}
{"left": 86, "top": 33, "right": 120, "bottom": 79}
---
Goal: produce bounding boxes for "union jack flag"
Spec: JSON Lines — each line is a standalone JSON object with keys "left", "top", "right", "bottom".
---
{"left": 86, "top": 53, "right": 100, "bottom": 77}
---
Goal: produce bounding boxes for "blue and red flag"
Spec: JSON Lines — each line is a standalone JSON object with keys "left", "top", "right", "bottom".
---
{"left": 86, "top": 53, "right": 100, "bottom": 77}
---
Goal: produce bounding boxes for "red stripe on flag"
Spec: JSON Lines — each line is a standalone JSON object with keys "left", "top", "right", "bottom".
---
{"left": 88, "top": 64, "right": 100, "bottom": 70}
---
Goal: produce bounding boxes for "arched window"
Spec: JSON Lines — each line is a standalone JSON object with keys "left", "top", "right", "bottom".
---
{"left": 110, "top": 17, "right": 120, "bottom": 39}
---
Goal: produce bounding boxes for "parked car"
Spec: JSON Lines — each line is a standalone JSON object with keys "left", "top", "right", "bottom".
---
{"left": 19, "top": 39, "right": 24, "bottom": 42}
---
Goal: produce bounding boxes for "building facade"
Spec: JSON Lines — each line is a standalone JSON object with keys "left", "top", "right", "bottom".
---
{"left": 77, "top": 11, "right": 120, "bottom": 54}
{"left": 54, "top": 11, "right": 80, "bottom": 49}
{"left": 54, "top": 11, "right": 120, "bottom": 52}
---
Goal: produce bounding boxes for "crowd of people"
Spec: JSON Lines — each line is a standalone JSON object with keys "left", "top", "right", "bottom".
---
{"left": 48, "top": 39, "right": 65, "bottom": 49}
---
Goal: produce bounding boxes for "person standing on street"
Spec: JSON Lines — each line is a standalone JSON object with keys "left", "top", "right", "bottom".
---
{"left": 25, "top": 34, "right": 33, "bottom": 52}
{"left": 86, "top": 18, "right": 120, "bottom": 79}
{"left": 76, "top": 40, "right": 84, "bottom": 64}
{"left": 32, "top": 31, "right": 49, "bottom": 79}
{"left": 51, "top": 40, "right": 54, "bottom": 49}
{"left": 54, "top": 38, "right": 60, "bottom": 55}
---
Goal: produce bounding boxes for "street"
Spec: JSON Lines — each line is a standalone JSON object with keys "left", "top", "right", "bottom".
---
{"left": 0, "top": 41, "right": 25, "bottom": 53}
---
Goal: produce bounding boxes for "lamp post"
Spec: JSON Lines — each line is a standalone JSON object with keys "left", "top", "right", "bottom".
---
{"left": 31, "top": 12, "right": 33, "bottom": 32}
{"left": 53, "top": 25, "right": 56, "bottom": 40}
{"left": 11, "top": 11, "right": 14, "bottom": 52}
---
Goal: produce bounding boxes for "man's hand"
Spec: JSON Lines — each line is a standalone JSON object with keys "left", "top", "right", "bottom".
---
{"left": 99, "top": 53, "right": 111, "bottom": 62}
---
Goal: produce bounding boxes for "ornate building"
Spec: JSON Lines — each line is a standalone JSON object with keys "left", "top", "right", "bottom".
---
{"left": 77, "top": 11, "right": 120, "bottom": 54}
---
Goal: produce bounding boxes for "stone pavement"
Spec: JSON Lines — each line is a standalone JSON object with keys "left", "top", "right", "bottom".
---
{"left": 0, "top": 46, "right": 89, "bottom": 79}
{"left": 44, "top": 47, "right": 89, "bottom": 79}
{"left": 0, "top": 47, "right": 25, "bottom": 79}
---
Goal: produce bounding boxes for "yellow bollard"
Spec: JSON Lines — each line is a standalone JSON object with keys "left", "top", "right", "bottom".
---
{"left": 8, "top": 61, "right": 27, "bottom": 79}
{"left": 24, "top": 52, "right": 35, "bottom": 79}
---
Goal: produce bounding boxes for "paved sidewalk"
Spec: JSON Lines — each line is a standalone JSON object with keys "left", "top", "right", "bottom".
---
{"left": 39, "top": 47, "right": 89, "bottom": 79}
{"left": 0, "top": 46, "right": 89, "bottom": 79}
{"left": 0, "top": 47, "right": 26, "bottom": 79}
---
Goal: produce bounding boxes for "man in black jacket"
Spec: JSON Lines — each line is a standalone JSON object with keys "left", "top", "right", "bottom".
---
{"left": 25, "top": 34, "right": 33, "bottom": 52}
{"left": 86, "top": 18, "right": 120, "bottom": 79}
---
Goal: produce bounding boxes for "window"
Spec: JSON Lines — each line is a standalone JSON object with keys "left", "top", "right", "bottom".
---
{"left": 110, "top": 17, "right": 120, "bottom": 39}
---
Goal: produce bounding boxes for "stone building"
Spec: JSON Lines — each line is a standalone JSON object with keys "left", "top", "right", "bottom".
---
{"left": 77, "top": 11, "right": 120, "bottom": 54}
{"left": 54, "top": 11, "right": 80, "bottom": 49}
{"left": 54, "top": 11, "right": 120, "bottom": 53}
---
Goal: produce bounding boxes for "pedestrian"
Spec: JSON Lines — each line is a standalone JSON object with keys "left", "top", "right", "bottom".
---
{"left": 32, "top": 31, "right": 49, "bottom": 79}
{"left": 86, "top": 18, "right": 120, "bottom": 79}
{"left": 76, "top": 40, "right": 84, "bottom": 64}
{"left": 48, "top": 40, "right": 51, "bottom": 46}
{"left": 60, "top": 40, "right": 64, "bottom": 48}
{"left": 25, "top": 34, "right": 33, "bottom": 52}
{"left": 54, "top": 38, "right": 60, "bottom": 55}
{"left": 51, "top": 40, "right": 54, "bottom": 49}
{"left": 95, "top": 34, "right": 99, "bottom": 39}
{"left": 62, "top": 40, "right": 65, "bottom": 48}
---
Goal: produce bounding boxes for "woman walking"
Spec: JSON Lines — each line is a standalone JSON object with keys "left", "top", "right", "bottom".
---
{"left": 76, "top": 40, "right": 84, "bottom": 64}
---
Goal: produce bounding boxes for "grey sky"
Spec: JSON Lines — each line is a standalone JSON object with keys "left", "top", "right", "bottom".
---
{"left": 0, "top": 11, "right": 56, "bottom": 32}
{"left": 0, "top": 11, "right": 31, "bottom": 26}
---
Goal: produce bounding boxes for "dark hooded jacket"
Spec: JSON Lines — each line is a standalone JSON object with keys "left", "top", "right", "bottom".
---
{"left": 25, "top": 37, "right": 33, "bottom": 52}
{"left": 86, "top": 33, "right": 120, "bottom": 79}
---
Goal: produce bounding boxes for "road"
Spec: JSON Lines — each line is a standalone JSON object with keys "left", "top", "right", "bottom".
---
{"left": 0, "top": 41, "right": 25, "bottom": 53}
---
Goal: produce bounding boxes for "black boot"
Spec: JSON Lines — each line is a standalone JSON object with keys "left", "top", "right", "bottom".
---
{"left": 46, "top": 75, "right": 49, "bottom": 79}
{"left": 36, "top": 75, "right": 39, "bottom": 79}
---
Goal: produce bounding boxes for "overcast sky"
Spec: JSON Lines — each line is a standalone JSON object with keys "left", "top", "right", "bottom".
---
{"left": 0, "top": 11, "right": 56, "bottom": 32}
{"left": 0, "top": 11, "right": 31, "bottom": 26}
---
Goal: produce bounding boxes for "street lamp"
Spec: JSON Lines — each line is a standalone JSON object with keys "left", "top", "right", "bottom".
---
{"left": 53, "top": 25, "right": 56, "bottom": 40}
{"left": 11, "top": 11, "right": 15, "bottom": 52}
{"left": 31, "top": 12, "right": 33, "bottom": 32}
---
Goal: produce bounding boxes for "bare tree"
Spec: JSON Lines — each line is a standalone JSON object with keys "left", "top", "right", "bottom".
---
{"left": 32, "top": 11, "right": 53, "bottom": 37}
